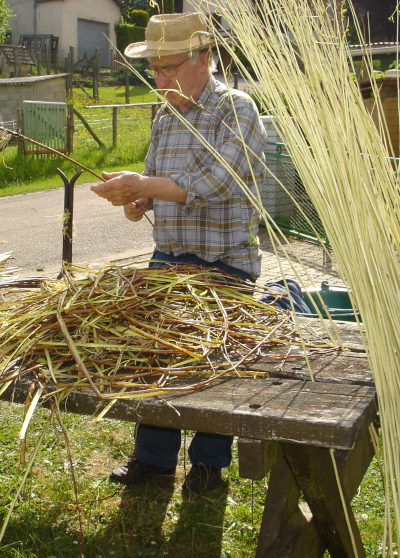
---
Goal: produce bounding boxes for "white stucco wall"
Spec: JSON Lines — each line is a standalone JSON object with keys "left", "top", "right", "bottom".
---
{"left": 6, "top": 0, "right": 122, "bottom": 63}
{"left": 36, "top": 0, "right": 121, "bottom": 61}
{"left": 183, "top": 0, "right": 233, "bottom": 31}
{"left": 5, "top": 0, "right": 35, "bottom": 40}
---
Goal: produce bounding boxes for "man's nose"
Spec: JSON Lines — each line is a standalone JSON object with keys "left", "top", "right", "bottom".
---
{"left": 155, "top": 73, "right": 170, "bottom": 88}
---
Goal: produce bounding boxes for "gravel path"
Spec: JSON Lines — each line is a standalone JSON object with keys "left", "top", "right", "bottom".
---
{"left": 0, "top": 183, "right": 340, "bottom": 288}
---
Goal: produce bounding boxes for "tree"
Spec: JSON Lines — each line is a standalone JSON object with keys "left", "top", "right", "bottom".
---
{"left": 348, "top": 0, "right": 397, "bottom": 42}
{"left": 0, "top": 0, "right": 13, "bottom": 43}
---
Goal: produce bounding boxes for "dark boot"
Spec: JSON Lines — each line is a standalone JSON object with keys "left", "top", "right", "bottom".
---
{"left": 110, "top": 458, "right": 176, "bottom": 485}
{"left": 182, "top": 464, "right": 222, "bottom": 494}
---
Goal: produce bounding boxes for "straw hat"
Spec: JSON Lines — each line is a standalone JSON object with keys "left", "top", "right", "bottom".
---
{"left": 124, "top": 12, "right": 215, "bottom": 59}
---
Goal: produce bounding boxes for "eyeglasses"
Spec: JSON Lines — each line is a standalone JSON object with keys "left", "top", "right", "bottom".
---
{"left": 145, "top": 58, "right": 189, "bottom": 79}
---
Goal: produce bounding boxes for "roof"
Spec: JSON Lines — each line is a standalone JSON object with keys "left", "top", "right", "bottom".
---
{"left": 0, "top": 44, "right": 35, "bottom": 65}
{"left": 348, "top": 42, "right": 399, "bottom": 56}
{"left": 36, "top": 0, "right": 126, "bottom": 5}
{"left": 113, "top": 0, "right": 127, "bottom": 8}
{"left": 0, "top": 74, "right": 68, "bottom": 85}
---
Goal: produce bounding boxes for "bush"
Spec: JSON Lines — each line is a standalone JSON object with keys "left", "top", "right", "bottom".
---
{"left": 115, "top": 19, "right": 146, "bottom": 53}
{"left": 126, "top": 9, "right": 149, "bottom": 27}
{"left": 148, "top": 0, "right": 174, "bottom": 17}
{"left": 109, "top": 60, "right": 154, "bottom": 86}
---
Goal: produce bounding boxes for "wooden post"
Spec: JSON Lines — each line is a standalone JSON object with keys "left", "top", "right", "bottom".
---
{"left": 67, "top": 51, "right": 73, "bottom": 95}
{"left": 125, "top": 66, "right": 130, "bottom": 104}
{"left": 13, "top": 46, "right": 18, "bottom": 77}
{"left": 36, "top": 51, "right": 41, "bottom": 76}
{"left": 46, "top": 44, "right": 51, "bottom": 74}
{"left": 93, "top": 49, "right": 99, "bottom": 100}
{"left": 67, "top": 104, "right": 74, "bottom": 154}
{"left": 234, "top": 72, "right": 239, "bottom": 89}
{"left": 112, "top": 106, "right": 118, "bottom": 145}
{"left": 109, "top": 48, "right": 114, "bottom": 71}
{"left": 151, "top": 103, "right": 157, "bottom": 123}
{"left": 17, "top": 108, "right": 24, "bottom": 154}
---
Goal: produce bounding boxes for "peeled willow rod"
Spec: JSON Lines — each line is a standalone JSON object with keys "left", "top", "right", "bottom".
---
{"left": 0, "top": 126, "right": 103, "bottom": 180}
{"left": 0, "top": 126, "right": 154, "bottom": 227}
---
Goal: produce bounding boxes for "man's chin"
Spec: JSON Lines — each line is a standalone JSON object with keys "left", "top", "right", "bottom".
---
{"left": 165, "top": 90, "right": 181, "bottom": 104}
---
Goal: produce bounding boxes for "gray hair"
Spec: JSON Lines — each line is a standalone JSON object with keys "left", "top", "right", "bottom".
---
{"left": 188, "top": 49, "right": 217, "bottom": 73}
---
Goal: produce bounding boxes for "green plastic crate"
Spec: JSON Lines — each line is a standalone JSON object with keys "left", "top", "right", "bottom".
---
{"left": 300, "top": 281, "right": 360, "bottom": 322}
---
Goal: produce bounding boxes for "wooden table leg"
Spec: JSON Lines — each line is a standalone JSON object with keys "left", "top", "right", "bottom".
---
{"left": 282, "top": 442, "right": 368, "bottom": 558}
{"left": 255, "top": 447, "right": 325, "bottom": 558}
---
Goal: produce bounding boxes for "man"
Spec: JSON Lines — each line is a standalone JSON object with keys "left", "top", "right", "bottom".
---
{"left": 91, "top": 12, "right": 267, "bottom": 493}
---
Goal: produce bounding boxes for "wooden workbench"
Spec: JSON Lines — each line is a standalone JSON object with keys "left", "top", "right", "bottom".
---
{"left": 2, "top": 321, "right": 377, "bottom": 558}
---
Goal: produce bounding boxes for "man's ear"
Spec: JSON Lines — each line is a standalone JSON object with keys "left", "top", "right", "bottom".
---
{"left": 198, "top": 51, "right": 210, "bottom": 73}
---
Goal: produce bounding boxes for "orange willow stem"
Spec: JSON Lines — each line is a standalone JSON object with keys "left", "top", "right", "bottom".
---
{"left": 1, "top": 126, "right": 154, "bottom": 226}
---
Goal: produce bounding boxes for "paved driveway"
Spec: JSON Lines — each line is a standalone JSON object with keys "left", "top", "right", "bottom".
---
{"left": 0, "top": 183, "right": 155, "bottom": 276}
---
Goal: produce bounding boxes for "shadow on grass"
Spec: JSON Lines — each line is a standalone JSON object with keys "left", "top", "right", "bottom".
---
{"left": 85, "top": 473, "right": 229, "bottom": 558}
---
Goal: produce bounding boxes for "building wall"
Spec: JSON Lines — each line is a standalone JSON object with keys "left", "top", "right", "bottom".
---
{"left": 183, "top": 0, "right": 231, "bottom": 31}
{"left": 6, "top": 0, "right": 122, "bottom": 66}
{"left": 6, "top": 0, "right": 35, "bottom": 39}
{"left": 36, "top": 0, "right": 121, "bottom": 62}
{"left": 364, "top": 95, "right": 400, "bottom": 158}
{"left": 0, "top": 74, "right": 67, "bottom": 125}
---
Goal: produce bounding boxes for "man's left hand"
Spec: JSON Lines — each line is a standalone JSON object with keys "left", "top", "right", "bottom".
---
{"left": 91, "top": 171, "right": 145, "bottom": 206}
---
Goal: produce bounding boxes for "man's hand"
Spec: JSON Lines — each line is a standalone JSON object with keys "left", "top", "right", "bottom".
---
{"left": 124, "top": 199, "right": 152, "bottom": 222}
{"left": 91, "top": 171, "right": 187, "bottom": 206}
{"left": 91, "top": 171, "right": 145, "bottom": 206}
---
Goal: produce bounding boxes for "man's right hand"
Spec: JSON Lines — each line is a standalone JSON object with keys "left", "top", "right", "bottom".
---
{"left": 124, "top": 199, "right": 152, "bottom": 222}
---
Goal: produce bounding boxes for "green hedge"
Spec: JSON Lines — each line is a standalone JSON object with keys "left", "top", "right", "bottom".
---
{"left": 148, "top": 0, "right": 175, "bottom": 17}
{"left": 126, "top": 9, "right": 149, "bottom": 27}
{"left": 115, "top": 19, "right": 146, "bottom": 53}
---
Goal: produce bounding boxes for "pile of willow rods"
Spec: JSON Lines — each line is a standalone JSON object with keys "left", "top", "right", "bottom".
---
{"left": 0, "top": 264, "right": 334, "bottom": 401}
{"left": 0, "top": 252, "right": 17, "bottom": 279}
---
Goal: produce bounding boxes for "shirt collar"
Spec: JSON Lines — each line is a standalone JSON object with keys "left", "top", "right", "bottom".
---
{"left": 164, "top": 76, "right": 221, "bottom": 115}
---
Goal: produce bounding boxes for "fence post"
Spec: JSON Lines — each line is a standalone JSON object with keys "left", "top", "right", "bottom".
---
{"left": 17, "top": 107, "right": 23, "bottom": 153}
{"left": 151, "top": 103, "right": 157, "bottom": 123}
{"left": 36, "top": 51, "right": 41, "bottom": 76}
{"left": 67, "top": 51, "right": 73, "bottom": 95}
{"left": 113, "top": 106, "right": 118, "bottom": 145}
{"left": 93, "top": 49, "right": 99, "bottom": 100}
{"left": 109, "top": 48, "right": 114, "bottom": 71}
{"left": 46, "top": 44, "right": 51, "bottom": 75}
{"left": 67, "top": 104, "right": 74, "bottom": 154}
{"left": 13, "top": 46, "right": 18, "bottom": 77}
{"left": 125, "top": 67, "right": 130, "bottom": 104}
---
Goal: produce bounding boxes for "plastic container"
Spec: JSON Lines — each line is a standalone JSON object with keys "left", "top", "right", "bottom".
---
{"left": 300, "top": 281, "right": 360, "bottom": 322}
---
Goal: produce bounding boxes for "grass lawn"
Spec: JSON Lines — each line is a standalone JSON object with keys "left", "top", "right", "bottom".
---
{"left": 0, "top": 86, "right": 157, "bottom": 197}
{"left": 0, "top": 401, "right": 386, "bottom": 558}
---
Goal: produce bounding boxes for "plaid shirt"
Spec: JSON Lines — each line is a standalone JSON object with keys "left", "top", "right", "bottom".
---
{"left": 144, "top": 77, "right": 267, "bottom": 276}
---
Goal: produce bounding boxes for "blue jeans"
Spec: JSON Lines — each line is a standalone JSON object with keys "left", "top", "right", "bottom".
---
{"left": 135, "top": 250, "right": 254, "bottom": 469}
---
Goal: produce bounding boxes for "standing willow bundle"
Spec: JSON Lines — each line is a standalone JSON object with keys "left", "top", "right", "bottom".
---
{"left": 189, "top": 0, "right": 399, "bottom": 553}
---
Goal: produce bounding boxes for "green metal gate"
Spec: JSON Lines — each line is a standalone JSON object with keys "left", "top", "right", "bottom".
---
{"left": 261, "top": 142, "right": 328, "bottom": 245}
{"left": 22, "top": 101, "right": 70, "bottom": 154}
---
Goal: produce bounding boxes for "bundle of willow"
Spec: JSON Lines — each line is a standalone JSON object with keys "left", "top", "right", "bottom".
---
{"left": 0, "top": 264, "right": 334, "bottom": 401}
{"left": 194, "top": 0, "right": 399, "bottom": 552}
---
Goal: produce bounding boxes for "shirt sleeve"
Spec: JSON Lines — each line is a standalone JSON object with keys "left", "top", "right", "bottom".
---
{"left": 171, "top": 98, "right": 267, "bottom": 211}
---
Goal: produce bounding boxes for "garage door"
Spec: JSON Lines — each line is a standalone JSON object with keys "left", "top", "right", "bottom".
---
{"left": 77, "top": 19, "right": 109, "bottom": 68}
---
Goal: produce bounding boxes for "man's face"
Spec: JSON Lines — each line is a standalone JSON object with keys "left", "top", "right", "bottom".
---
{"left": 149, "top": 52, "right": 209, "bottom": 111}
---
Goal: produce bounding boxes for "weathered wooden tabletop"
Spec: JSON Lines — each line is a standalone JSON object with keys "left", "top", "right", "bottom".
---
{"left": 2, "top": 320, "right": 377, "bottom": 558}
